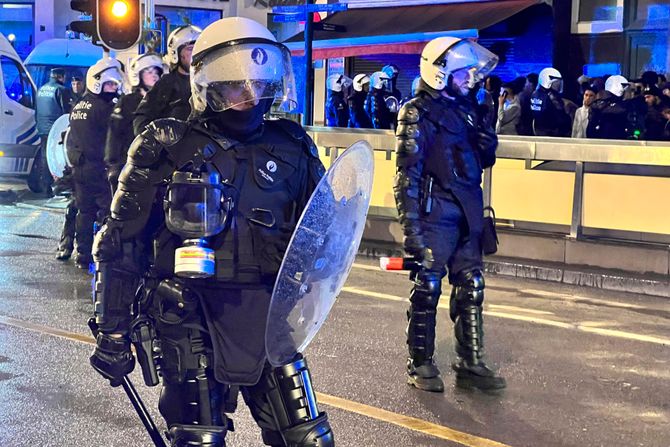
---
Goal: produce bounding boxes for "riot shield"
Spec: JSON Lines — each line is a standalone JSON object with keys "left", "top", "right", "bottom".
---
{"left": 265, "top": 140, "right": 374, "bottom": 366}
{"left": 46, "top": 114, "right": 71, "bottom": 178}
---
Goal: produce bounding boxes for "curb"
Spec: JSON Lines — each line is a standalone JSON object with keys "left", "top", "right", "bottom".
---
{"left": 358, "top": 243, "right": 669, "bottom": 299}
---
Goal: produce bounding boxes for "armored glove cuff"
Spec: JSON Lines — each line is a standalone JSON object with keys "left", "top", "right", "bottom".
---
{"left": 90, "top": 333, "right": 135, "bottom": 387}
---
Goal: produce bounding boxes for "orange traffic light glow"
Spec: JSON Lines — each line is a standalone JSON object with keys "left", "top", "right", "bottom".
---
{"left": 111, "top": 0, "right": 129, "bottom": 17}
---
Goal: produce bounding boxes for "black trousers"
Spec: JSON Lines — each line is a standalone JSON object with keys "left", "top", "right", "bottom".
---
{"left": 72, "top": 163, "right": 111, "bottom": 258}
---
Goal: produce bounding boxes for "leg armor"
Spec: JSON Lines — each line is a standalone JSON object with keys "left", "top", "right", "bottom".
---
{"left": 450, "top": 270, "right": 506, "bottom": 390}
{"left": 153, "top": 281, "right": 237, "bottom": 447}
{"left": 406, "top": 269, "right": 444, "bottom": 392}
{"left": 243, "top": 356, "right": 334, "bottom": 447}
{"left": 56, "top": 199, "right": 77, "bottom": 260}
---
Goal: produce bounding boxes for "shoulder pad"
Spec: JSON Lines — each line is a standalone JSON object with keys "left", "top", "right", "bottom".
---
{"left": 127, "top": 118, "right": 189, "bottom": 167}
{"left": 397, "top": 99, "right": 427, "bottom": 124}
{"left": 146, "top": 118, "right": 190, "bottom": 146}
{"left": 267, "top": 119, "right": 320, "bottom": 158}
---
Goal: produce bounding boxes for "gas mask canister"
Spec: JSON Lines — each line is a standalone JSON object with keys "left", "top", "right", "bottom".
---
{"left": 164, "top": 167, "right": 233, "bottom": 278}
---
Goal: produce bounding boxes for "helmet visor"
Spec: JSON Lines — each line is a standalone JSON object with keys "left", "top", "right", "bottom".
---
{"left": 441, "top": 40, "right": 499, "bottom": 82}
{"left": 191, "top": 42, "right": 297, "bottom": 112}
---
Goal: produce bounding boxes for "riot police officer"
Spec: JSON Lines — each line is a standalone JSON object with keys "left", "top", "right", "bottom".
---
{"left": 530, "top": 67, "right": 571, "bottom": 137}
{"left": 105, "top": 52, "right": 163, "bottom": 194}
{"left": 365, "top": 71, "right": 393, "bottom": 129}
{"left": 35, "top": 68, "right": 74, "bottom": 194}
{"left": 66, "top": 57, "right": 123, "bottom": 268}
{"left": 133, "top": 25, "right": 201, "bottom": 135}
{"left": 89, "top": 17, "right": 333, "bottom": 447}
{"left": 394, "top": 36, "right": 505, "bottom": 393}
{"left": 382, "top": 64, "right": 402, "bottom": 103}
{"left": 587, "top": 75, "right": 631, "bottom": 140}
{"left": 325, "top": 73, "right": 349, "bottom": 127}
{"left": 348, "top": 73, "right": 373, "bottom": 128}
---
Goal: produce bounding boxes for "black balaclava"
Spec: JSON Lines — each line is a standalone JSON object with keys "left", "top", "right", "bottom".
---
{"left": 99, "top": 91, "right": 119, "bottom": 103}
{"left": 207, "top": 98, "right": 273, "bottom": 141}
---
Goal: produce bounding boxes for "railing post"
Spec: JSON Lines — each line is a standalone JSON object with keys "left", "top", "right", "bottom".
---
{"left": 570, "top": 161, "right": 585, "bottom": 239}
{"left": 483, "top": 167, "right": 493, "bottom": 209}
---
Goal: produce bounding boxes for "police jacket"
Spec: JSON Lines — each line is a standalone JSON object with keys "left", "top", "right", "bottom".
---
{"left": 365, "top": 89, "right": 393, "bottom": 129}
{"left": 105, "top": 89, "right": 144, "bottom": 191}
{"left": 36, "top": 79, "right": 73, "bottom": 135}
{"left": 348, "top": 91, "right": 373, "bottom": 128}
{"left": 586, "top": 92, "right": 630, "bottom": 140}
{"left": 67, "top": 92, "right": 116, "bottom": 170}
{"left": 132, "top": 71, "right": 191, "bottom": 136}
{"left": 393, "top": 83, "right": 497, "bottom": 244}
{"left": 530, "top": 86, "right": 571, "bottom": 137}
{"left": 325, "top": 91, "right": 348, "bottom": 127}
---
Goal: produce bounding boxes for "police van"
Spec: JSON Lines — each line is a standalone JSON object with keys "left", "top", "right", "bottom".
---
{"left": 24, "top": 38, "right": 102, "bottom": 89}
{"left": 0, "top": 32, "right": 42, "bottom": 191}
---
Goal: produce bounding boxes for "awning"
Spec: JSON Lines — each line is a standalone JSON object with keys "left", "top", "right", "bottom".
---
{"left": 283, "top": 0, "right": 542, "bottom": 59}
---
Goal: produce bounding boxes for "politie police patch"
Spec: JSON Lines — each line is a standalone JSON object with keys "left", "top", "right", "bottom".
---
{"left": 251, "top": 48, "right": 268, "bottom": 65}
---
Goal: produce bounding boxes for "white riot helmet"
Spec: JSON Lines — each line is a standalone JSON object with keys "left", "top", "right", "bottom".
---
{"left": 128, "top": 53, "right": 164, "bottom": 88}
{"left": 190, "top": 17, "right": 296, "bottom": 115}
{"left": 86, "top": 56, "right": 124, "bottom": 94}
{"left": 420, "top": 36, "right": 498, "bottom": 91}
{"left": 327, "top": 74, "right": 345, "bottom": 92}
{"left": 605, "top": 75, "right": 629, "bottom": 97}
{"left": 353, "top": 73, "right": 370, "bottom": 92}
{"left": 370, "top": 71, "right": 391, "bottom": 91}
{"left": 538, "top": 67, "right": 563, "bottom": 92}
{"left": 166, "top": 25, "right": 202, "bottom": 67}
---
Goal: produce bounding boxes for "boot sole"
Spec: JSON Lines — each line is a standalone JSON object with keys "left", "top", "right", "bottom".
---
{"left": 455, "top": 375, "right": 506, "bottom": 392}
{"left": 407, "top": 376, "right": 445, "bottom": 393}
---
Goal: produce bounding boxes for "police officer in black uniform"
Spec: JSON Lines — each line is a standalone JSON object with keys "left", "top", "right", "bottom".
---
{"left": 133, "top": 25, "right": 201, "bottom": 135}
{"left": 348, "top": 73, "right": 372, "bottom": 128}
{"left": 365, "top": 71, "right": 393, "bottom": 129}
{"left": 105, "top": 53, "right": 163, "bottom": 194}
{"left": 530, "top": 67, "right": 571, "bottom": 137}
{"left": 587, "top": 75, "right": 631, "bottom": 140}
{"left": 394, "top": 36, "right": 506, "bottom": 393}
{"left": 89, "top": 17, "right": 333, "bottom": 447}
{"left": 66, "top": 57, "right": 123, "bottom": 268}
{"left": 325, "top": 74, "right": 348, "bottom": 127}
{"left": 35, "top": 68, "right": 73, "bottom": 194}
{"left": 382, "top": 64, "right": 402, "bottom": 103}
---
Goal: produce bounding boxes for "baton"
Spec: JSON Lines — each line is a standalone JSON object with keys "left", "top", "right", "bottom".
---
{"left": 88, "top": 318, "right": 167, "bottom": 447}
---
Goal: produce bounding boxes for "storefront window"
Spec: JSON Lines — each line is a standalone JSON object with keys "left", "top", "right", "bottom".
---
{"left": 572, "top": 0, "right": 624, "bottom": 33}
{"left": 155, "top": 6, "right": 223, "bottom": 34}
{"left": 0, "top": 3, "right": 34, "bottom": 59}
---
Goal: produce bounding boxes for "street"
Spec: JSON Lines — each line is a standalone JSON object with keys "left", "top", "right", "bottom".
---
{"left": 0, "top": 187, "right": 668, "bottom": 447}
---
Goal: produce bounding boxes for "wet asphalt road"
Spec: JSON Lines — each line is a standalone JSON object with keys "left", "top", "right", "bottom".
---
{"left": 0, "top": 191, "right": 668, "bottom": 447}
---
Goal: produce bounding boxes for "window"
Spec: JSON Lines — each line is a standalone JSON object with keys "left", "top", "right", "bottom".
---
{"left": 572, "top": 0, "right": 624, "bottom": 34}
{"left": 1, "top": 56, "right": 35, "bottom": 109}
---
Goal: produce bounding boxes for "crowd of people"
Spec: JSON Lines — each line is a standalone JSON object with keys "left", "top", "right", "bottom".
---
{"left": 327, "top": 65, "right": 670, "bottom": 141}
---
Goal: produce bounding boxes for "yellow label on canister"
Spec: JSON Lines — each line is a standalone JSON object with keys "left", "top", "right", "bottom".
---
{"left": 175, "top": 245, "right": 215, "bottom": 278}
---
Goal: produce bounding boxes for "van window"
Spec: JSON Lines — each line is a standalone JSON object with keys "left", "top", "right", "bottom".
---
{"left": 1, "top": 56, "right": 35, "bottom": 109}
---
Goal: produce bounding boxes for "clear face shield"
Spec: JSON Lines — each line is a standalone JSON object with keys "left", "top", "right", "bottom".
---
{"left": 441, "top": 40, "right": 499, "bottom": 90}
{"left": 549, "top": 76, "right": 564, "bottom": 93}
{"left": 191, "top": 42, "right": 297, "bottom": 113}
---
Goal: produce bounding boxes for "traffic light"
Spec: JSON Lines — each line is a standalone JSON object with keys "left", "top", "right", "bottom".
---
{"left": 97, "top": 0, "right": 141, "bottom": 50}
{"left": 69, "top": 0, "right": 98, "bottom": 41}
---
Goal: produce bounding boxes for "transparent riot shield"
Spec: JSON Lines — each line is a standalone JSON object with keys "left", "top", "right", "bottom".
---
{"left": 265, "top": 141, "right": 374, "bottom": 366}
{"left": 46, "top": 114, "right": 71, "bottom": 178}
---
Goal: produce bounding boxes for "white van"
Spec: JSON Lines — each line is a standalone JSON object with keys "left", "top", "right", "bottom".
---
{"left": 24, "top": 38, "right": 102, "bottom": 89}
{"left": 0, "top": 32, "right": 42, "bottom": 190}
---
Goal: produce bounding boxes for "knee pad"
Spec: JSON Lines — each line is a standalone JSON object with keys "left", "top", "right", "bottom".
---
{"left": 409, "top": 270, "right": 442, "bottom": 309}
{"left": 452, "top": 270, "right": 484, "bottom": 306}
{"left": 168, "top": 424, "right": 227, "bottom": 447}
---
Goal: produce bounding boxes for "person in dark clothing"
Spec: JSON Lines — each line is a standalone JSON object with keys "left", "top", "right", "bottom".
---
{"left": 132, "top": 25, "right": 201, "bottom": 135}
{"left": 365, "top": 71, "right": 393, "bottom": 129}
{"left": 105, "top": 53, "right": 163, "bottom": 194}
{"left": 35, "top": 68, "right": 74, "bottom": 194}
{"left": 54, "top": 166, "right": 77, "bottom": 261}
{"left": 88, "top": 17, "right": 334, "bottom": 447}
{"left": 587, "top": 75, "right": 632, "bottom": 140}
{"left": 394, "top": 36, "right": 505, "bottom": 393}
{"left": 66, "top": 57, "right": 123, "bottom": 268}
{"left": 643, "top": 85, "right": 668, "bottom": 141}
{"left": 71, "top": 75, "right": 85, "bottom": 104}
{"left": 485, "top": 75, "right": 502, "bottom": 121}
{"left": 661, "top": 103, "right": 670, "bottom": 140}
{"left": 382, "top": 64, "right": 403, "bottom": 103}
{"left": 516, "top": 73, "right": 537, "bottom": 136}
{"left": 531, "top": 67, "right": 571, "bottom": 137}
{"left": 348, "top": 73, "right": 372, "bottom": 128}
{"left": 324, "top": 73, "right": 349, "bottom": 127}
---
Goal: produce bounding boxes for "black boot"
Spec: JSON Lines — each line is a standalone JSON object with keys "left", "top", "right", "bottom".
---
{"left": 450, "top": 271, "right": 506, "bottom": 391}
{"left": 406, "top": 270, "right": 444, "bottom": 392}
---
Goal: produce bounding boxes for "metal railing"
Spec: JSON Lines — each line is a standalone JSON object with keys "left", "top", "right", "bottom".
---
{"left": 306, "top": 126, "right": 670, "bottom": 245}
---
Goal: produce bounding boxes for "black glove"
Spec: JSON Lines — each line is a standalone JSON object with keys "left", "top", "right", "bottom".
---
{"left": 90, "top": 333, "right": 135, "bottom": 387}
{"left": 476, "top": 127, "right": 497, "bottom": 169}
{"left": 403, "top": 234, "right": 434, "bottom": 270}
